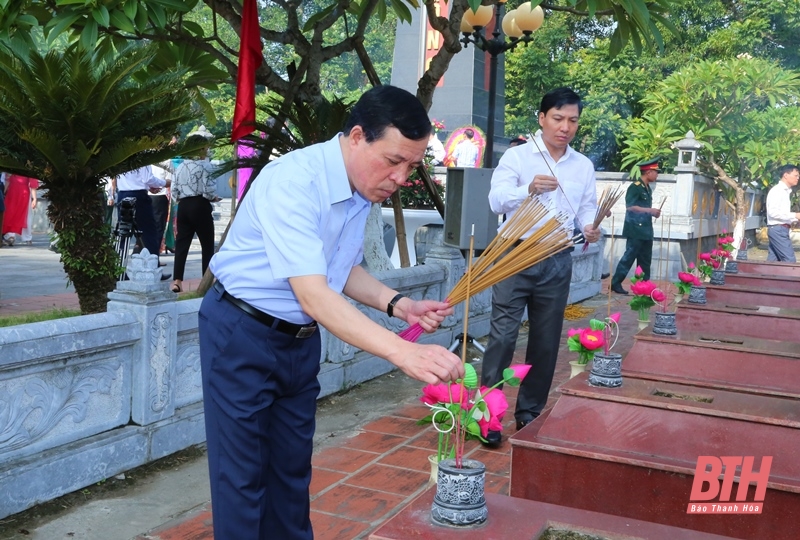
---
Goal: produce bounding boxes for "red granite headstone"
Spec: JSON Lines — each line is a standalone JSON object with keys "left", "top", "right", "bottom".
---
{"left": 676, "top": 301, "right": 800, "bottom": 343}
{"left": 624, "top": 328, "right": 800, "bottom": 398}
{"left": 509, "top": 376, "right": 800, "bottom": 540}
{"left": 369, "top": 488, "right": 733, "bottom": 540}
{"left": 736, "top": 260, "right": 800, "bottom": 278}
{"left": 704, "top": 283, "right": 800, "bottom": 310}
{"left": 723, "top": 272, "right": 800, "bottom": 293}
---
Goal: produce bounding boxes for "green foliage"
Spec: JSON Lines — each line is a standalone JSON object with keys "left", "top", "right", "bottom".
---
{"left": 0, "top": 308, "right": 82, "bottom": 328}
{"left": 623, "top": 57, "right": 800, "bottom": 189}
{"left": 0, "top": 44, "right": 201, "bottom": 313}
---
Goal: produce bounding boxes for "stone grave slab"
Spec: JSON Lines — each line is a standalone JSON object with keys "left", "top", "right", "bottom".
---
{"left": 369, "top": 488, "right": 733, "bottom": 540}
{"left": 736, "top": 260, "right": 800, "bottom": 278}
{"left": 509, "top": 376, "right": 800, "bottom": 539}
{"left": 676, "top": 301, "right": 800, "bottom": 343}
{"left": 624, "top": 328, "right": 800, "bottom": 398}
{"left": 703, "top": 283, "right": 800, "bottom": 310}
{"left": 722, "top": 272, "right": 800, "bottom": 293}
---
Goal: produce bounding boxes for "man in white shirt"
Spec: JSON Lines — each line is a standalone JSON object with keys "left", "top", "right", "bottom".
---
{"left": 116, "top": 166, "right": 170, "bottom": 277}
{"left": 481, "top": 87, "right": 600, "bottom": 445}
{"left": 452, "top": 128, "right": 479, "bottom": 167}
{"left": 765, "top": 164, "right": 800, "bottom": 262}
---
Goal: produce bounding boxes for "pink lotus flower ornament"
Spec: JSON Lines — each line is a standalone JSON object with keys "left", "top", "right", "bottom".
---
{"left": 579, "top": 329, "right": 605, "bottom": 350}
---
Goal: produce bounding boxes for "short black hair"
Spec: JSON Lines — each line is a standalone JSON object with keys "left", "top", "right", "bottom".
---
{"left": 509, "top": 136, "right": 527, "bottom": 147}
{"left": 540, "top": 87, "right": 583, "bottom": 116}
{"left": 778, "top": 164, "right": 799, "bottom": 179}
{"left": 344, "top": 85, "right": 431, "bottom": 142}
{"left": 465, "top": 128, "right": 474, "bottom": 139}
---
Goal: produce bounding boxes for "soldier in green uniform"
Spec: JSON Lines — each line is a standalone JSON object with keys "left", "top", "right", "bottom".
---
{"left": 611, "top": 158, "right": 662, "bottom": 294}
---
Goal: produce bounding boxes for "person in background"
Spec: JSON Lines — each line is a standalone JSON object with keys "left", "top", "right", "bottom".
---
{"left": 0, "top": 173, "right": 6, "bottom": 247}
{"left": 480, "top": 87, "right": 600, "bottom": 446}
{"left": 150, "top": 164, "right": 171, "bottom": 255}
{"left": 115, "top": 166, "right": 171, "bottom": 280}
{"left": 452, "top": 128, "right": 479, "bottom": 167}
{"left": 765, "top": 164, "right": 799, "bottom": 262}
{"left": 509, "top": 135, "right": 528, "bottom": 148}
{"left": 198, "top": 85, "right": 464, "bottom": 540}
{"left": 427, "top": 131, "right": 446, "bottom": 165}
{"left": 2, "top": 174, "right": 38, "bottom": 246}
{"left": 610, "top": 158, "right": 662, "bottom": 294}
{"left": 170, "top": 126, "right": 218, "bottom": 293}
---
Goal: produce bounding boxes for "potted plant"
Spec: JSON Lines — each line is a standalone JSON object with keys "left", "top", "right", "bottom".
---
{"left": 628, "top": 267, "right": 665, "bottom": 330}
{"left": 566, "top": 312, "right": 620, "bottom": 378}
{"left": 419, "top": 362, "right": 531, "bottom": 526}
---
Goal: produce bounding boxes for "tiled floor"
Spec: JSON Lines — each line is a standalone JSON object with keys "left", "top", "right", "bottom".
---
{"left": 3, "top": 274, "right": 644, "bottom": 540}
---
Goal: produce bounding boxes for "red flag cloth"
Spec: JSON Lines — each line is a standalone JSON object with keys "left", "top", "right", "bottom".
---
{"left": 231, "top": 0, "right": 263, "bottom": 142}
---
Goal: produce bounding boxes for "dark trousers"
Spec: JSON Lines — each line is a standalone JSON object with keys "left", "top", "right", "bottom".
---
{"left": 150, "top": 194, "right": 169, "bottom": 252}
{"left": 767, "top": 225, "right": 797, "bottom": 262}
{"left": 199, "top": 289, "right": 321, "bottom": 540}
{"left": 480, "top": 251, "right": 572, "bottom": 422}
{"left": 174, "top": 196, "right": 215, "bottom": 280}
{"left": 612, "top": 238, "right": 653, "bottom": 286}
{"left": 117, "top": 190, "right": 159, "bottom": 256}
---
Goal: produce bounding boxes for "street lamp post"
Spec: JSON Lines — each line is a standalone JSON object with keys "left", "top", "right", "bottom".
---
{"left": 460, "top": 1, "right": 544, "bottom": 168}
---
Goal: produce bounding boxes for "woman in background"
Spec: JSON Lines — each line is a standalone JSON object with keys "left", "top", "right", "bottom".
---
{"left": 170, "top": 126, "right": 219, "bottom": 293}
{"left": 2, "top": 174, "right": 38, "bottom": 246}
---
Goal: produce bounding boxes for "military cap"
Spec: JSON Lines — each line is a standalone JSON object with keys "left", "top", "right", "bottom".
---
{"left": 638, "top": 157, "right": 662, "bottom": 172}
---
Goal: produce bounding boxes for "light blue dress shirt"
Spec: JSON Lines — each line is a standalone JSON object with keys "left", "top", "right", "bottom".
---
{"left": 210, "top": 135, "right": 371, "bottom": 324}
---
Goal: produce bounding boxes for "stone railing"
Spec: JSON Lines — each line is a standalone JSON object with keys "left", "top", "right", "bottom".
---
{"left": 0, "top": 247, "right": 489, "bottom": 519}
{"left": 0, "top": 220, "right": 604, "bottom": 518}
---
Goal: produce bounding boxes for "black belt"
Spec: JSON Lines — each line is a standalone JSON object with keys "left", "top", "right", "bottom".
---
{"left": 770, "top": 224, "right": 791, "bottom": 229}
{"left": 213, "top": 281, "right": 317, "bottom": 338}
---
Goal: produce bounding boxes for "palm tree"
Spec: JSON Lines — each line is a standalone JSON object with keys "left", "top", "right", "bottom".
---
{"left": 0, "top": 44, "right": 202, "bottom": 313}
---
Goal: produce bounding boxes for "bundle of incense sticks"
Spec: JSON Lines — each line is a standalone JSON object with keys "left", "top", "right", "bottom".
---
{"left": 399, "top": 197, "right": 573, "bottom": 342}
{"left": 580, "top": 183, "right": 623, "bottom": 253}
{"left": 592, "top": 184, "right": 626, "bottom": 229}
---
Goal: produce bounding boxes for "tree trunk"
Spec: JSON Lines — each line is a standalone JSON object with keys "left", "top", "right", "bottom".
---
{"left": 732, "top": 185, "right": 747, "bottom": 258}
{"left": 46, "top": 183, "right": 118, "bottom": 314}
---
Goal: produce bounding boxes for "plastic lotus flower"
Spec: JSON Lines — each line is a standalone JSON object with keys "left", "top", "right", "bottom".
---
{"left": 675, "top": 271, "right": 701, "bottom": 294}
{"left": 718, "top": 230, "right": 735, "bottom": 253}
{"left": 567, "top": 313, "right": 620, "bottom": 364}
{"left": 628, "top": 266, "right": 660, "bottom": 314}
{"left": 420, "top": 363, "right": 531, "bottom": 466}
{"left": 431, "top": 119, "right": 445, "bottom": 133}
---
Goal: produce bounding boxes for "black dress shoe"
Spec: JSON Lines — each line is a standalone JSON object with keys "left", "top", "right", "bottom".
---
{"left": 610, "top": 283, "right": 628, "bottom": 295}
{"left": 161, "top": 273, "right": 172, "bottom": 281}
{"left": 516, "top": 419, "right": 533, "bottom": 431}
{"left": 601, "top": 272, "right": 610, "bottom": 280}
{"left": 482, "top": 430, "right": 502, "bottom": 448}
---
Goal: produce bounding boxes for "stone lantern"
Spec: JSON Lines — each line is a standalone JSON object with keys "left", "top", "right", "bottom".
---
{"left": 674, "top": 130, "right": 704, "bottom": 172}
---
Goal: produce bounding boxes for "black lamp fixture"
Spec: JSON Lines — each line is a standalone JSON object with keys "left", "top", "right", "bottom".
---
{"left": 460, "top": 1, "right": 544, "bottom": 168}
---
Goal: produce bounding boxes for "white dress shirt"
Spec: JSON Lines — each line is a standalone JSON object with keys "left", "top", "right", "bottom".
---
{"left": 116, "top": 166, "right": 165, "bottom": 191}
{"left": 453, "top": 139, "right": 479, "bottom": 167}
{"left": 210, "top": 135, "right": 371, "bottom": 324}
{"left": 489, "top": 134, "right": 597, "bottom": 238}
{"left": 766, "top": 181, "right": 797, "bottom": 226}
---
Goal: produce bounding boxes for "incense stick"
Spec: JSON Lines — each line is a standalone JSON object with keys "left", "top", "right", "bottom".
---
{"left": 461, "top": 225, "right": 474, "bottom": 367}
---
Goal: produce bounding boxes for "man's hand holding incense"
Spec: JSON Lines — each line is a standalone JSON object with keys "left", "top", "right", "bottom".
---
{"left": 392, "top": 342, "right": 465, "bottom": 385}
{"left": 528, "top": 174, "right": 559, "bottom": 196}
{"left": 398, "top": 299, "right": 453, "bottom": 333}
{"left": 583, "top": 224, "right": 602, "bottom": 244}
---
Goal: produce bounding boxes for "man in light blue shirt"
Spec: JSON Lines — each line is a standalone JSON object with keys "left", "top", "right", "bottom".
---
{"left": 199, "top": 86, "right": 464, "bottom": 540}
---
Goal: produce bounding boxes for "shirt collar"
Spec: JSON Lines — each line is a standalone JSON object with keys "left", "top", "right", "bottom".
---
{"left": 322, "top": 133, "right": 357, "bottom": 205}
{"left": 528, "top": 133, "right": 574, "bottom": 164}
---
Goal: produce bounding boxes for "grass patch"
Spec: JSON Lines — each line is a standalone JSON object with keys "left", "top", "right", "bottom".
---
{"left": 0, "top": 308, "right": 82, "bottom": 328}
